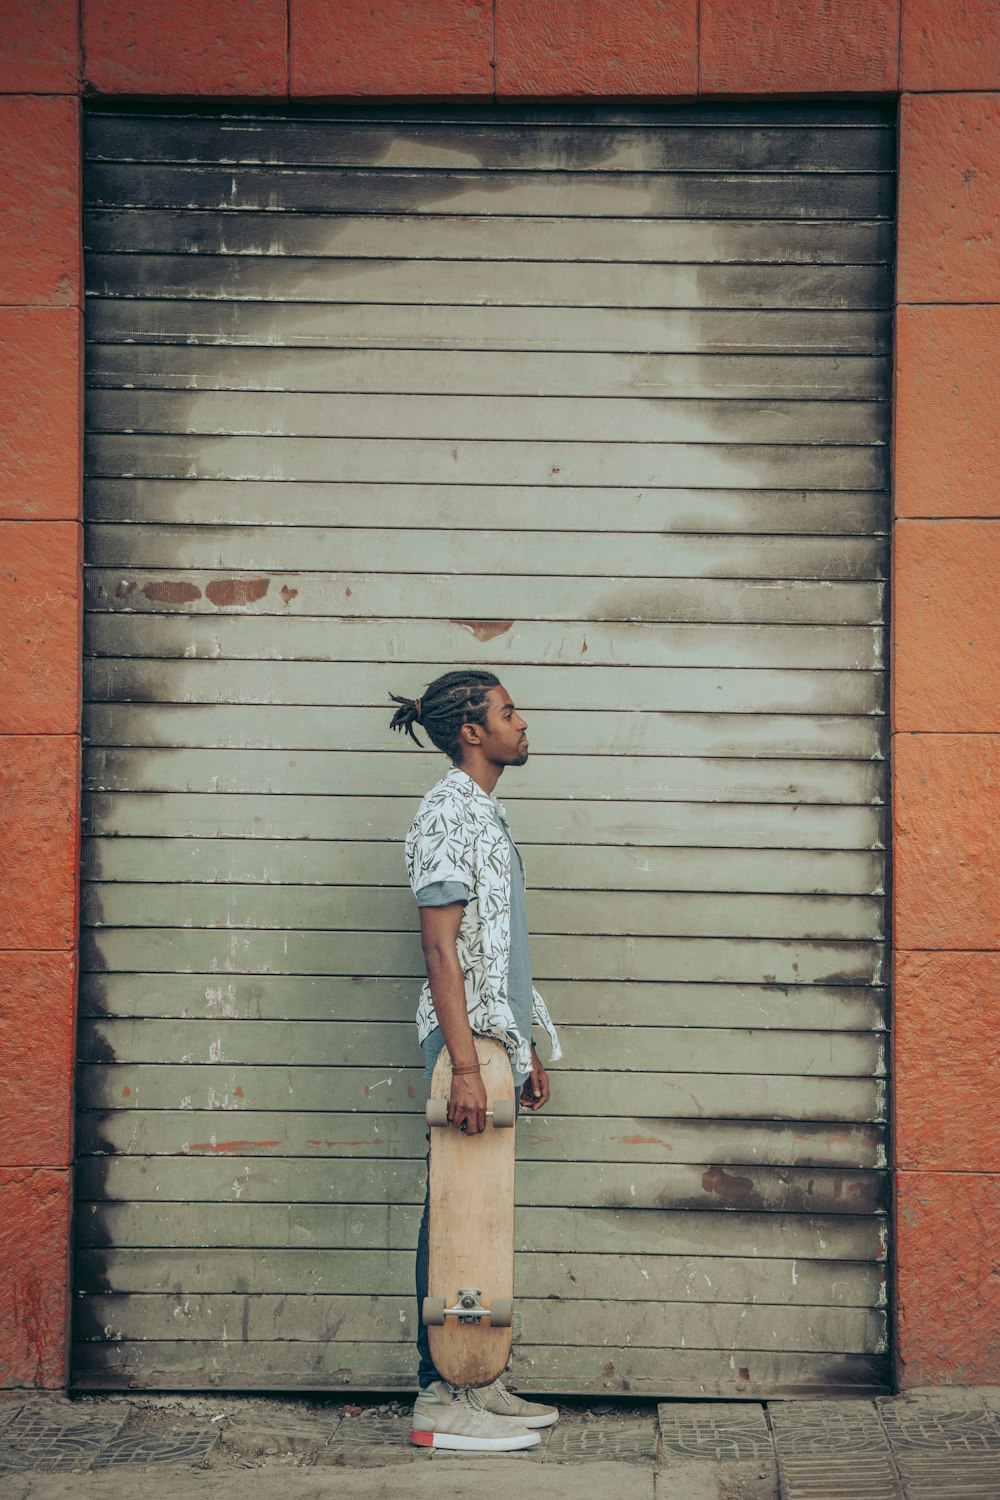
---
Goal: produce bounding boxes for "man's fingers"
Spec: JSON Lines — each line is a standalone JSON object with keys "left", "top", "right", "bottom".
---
{"left": 449, "top": 1071, "right": 487, "bottom": 1132}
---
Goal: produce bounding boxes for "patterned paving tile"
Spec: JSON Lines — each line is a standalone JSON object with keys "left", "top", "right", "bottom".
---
{"left": 226, "top": 1406, "right": 342, "bottom": 1433}
{"left": 658, "top": 1402, "right": 773, "bottom": 1460}
{"left": 543, "top": 1418, "right": 657, "bottom": 1463}
{"left": 770, "top": 1400, "right": 889, "bottom": 1455}
{"left": 896, "top": 1452, "right": 1000, "bottom": 1496}
{"left": 0, "top": 1405, "right": 22, "bottom": 1435}
{"left": 0, "top": 1402, "right": 127, "bottom": 1473}
{"left": 222, "top": 1407, "right": 342, "bottom": 1456}
{"left": 90, "top": 1427, "right": 219, "bottom": 1467}
{"left": 777, "top": 1453, "right": 904, "bottom": 1499}
{"left": 322, "top": 1412, "right": 418, "bottom": 1465}
{"left": 879, "top": 1397, "right": 1000, "bottom": 1453}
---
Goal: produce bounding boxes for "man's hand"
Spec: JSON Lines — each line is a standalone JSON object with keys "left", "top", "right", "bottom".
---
{"left": 520, "top": 1045, "right": 549, "bottom": 1111}
{"left": 449, "top": 1069, "right": 488, "bottom": 1134}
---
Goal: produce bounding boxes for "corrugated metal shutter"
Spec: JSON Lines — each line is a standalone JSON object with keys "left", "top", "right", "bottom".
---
{"left": 76, "top": 103, "right": 893, "bottom": 1396}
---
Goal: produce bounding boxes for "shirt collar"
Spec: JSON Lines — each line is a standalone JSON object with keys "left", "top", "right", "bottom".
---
{"left": 445, "top": 766, "right": 509, "bottom": 826}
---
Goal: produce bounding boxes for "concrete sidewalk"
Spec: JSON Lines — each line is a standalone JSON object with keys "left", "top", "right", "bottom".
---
{"left": 2, "top": 1388, "right": 1000, "bottom": 1499}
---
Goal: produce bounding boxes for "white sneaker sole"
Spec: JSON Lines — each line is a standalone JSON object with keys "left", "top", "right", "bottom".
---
{"left": 411, "top": 1427, "right": 541, "bottom": 1451}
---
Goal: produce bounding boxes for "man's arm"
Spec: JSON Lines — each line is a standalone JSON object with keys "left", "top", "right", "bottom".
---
{"left": 419, "top": 903, "right": 488, "bottom": 1134}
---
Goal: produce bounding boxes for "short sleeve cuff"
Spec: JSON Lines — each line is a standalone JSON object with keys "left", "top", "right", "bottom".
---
{"left": 415, "top": 880, "right": 470, "bottom": 908}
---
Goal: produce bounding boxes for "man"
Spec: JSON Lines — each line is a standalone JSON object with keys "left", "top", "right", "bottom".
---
{"left": 389, "top": 668, "right": 562, "bottom": 1451}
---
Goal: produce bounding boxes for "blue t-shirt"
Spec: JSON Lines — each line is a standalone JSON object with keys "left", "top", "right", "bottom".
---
{"left": 416, "top": 824, "right": 534, "bottom": 1089}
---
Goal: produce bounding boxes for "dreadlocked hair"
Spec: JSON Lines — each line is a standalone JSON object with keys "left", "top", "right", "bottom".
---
{"left": 389, "top": 669, "right": 501, "bottom": 762}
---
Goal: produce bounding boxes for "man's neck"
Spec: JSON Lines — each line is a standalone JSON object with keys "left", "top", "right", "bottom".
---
{"left": 454, "top": 757, "right": 502, "bottom": 796}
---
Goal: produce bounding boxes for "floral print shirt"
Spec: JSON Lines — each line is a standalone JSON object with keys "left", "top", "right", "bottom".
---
{"left": 405, "top": 766, "right": 562, "bottom": 1077}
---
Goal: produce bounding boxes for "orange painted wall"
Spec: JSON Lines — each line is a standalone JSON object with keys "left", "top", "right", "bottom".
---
{"left": 0, "top": 40, "right": 83, "bottom": 1384}
{"left": 894, "top": 81, "right": 1000, "bottom": 1388}
{"left": 1, "top": 0, "right": 998, "bottom": 1391}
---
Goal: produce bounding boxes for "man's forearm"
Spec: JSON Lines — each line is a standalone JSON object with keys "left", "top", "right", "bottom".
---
{"left": 423, "top": 944, "right": 479, "bottom": 1068}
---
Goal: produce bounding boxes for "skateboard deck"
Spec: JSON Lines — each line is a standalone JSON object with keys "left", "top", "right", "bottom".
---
{"left": 424, "top": 1036, "right": 516, "bottom": 1388}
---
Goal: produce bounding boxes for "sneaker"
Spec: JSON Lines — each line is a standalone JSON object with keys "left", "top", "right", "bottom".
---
{"left": 474, "top": 1378, "right": 560, "bottom": 1428}
{"left": 411, "top": 1380, "right": 541, "bottom": 1451}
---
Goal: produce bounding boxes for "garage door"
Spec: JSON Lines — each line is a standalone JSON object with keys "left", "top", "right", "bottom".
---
{"left": 75, "top": 103, "right": 893, "bottom": 1395}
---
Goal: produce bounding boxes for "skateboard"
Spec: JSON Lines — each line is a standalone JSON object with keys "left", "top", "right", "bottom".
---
{"left": 422, "top": 1035, "right": 517, "bottom": 1388}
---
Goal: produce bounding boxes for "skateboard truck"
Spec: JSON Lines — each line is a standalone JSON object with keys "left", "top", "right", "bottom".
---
{"left": 422, "top": 1289, "right": 513, "bottom": 1328}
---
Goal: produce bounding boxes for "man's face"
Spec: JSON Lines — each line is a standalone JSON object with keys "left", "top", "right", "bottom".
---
{"left": 468, "top": 685, "right": 529, "bottom": 767}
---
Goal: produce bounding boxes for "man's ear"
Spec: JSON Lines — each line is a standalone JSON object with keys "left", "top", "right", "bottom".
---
{"left": 460, "top": 720, "right": 482, "bottom": 748}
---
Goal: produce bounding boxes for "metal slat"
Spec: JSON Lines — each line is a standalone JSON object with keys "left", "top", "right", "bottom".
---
{"left": 81, "top": 837, "right": 886, "bottom": 895}
{"left": 78, "top": 975, "right": 889, "bottom": 1031}
{"left": 74, "top": 1111, "right": 885, "bottom": 1168}
{"left": 85, "top": 255, "right": 893, "bottom": 310}
{"left": 76, "top": 1200, "right": 887, "bottom": 1259}
{"left": 81, "top": 885, "right": 886, "bottom": 941}
{"left": 83, "top": 101, "right": 894, "bottom": 126}
{"left": 85, "top": 525, "right": 888, "bottom": 578}
{"left": 81, "top": 705, "right": 887, "bottom": 760}
{"left": 86, "top": 433, "right": 890, "bottom": 489}
{"left": 83, "top": 210, "right": 895, "bottom": 263}
{"left": 75, "top": 1247, "right": 885, "bottom": 1304}
{"left": 82, "top": 659, "right": 886, "bottom": 714}
{"left": 84, "top": 571, "right": 886, "bottom": 624}
{"left": 83, "top": 480, "right": 891, "bottom": 533}
{"left": 85, "top": 616, "right": 885, "bottom": 670}
{"left": 79, "top": 930, "right": 885, "bottom": 989}
{"left": 84, "top": 117, "right": 897, "bottom": 171}
{"left": 86, "top": 347, "right": 892, "bottom": 401}
{"left": 75, "top": 1064, "right": 885, "bottom": 1123}
{"left": 85, "top": 163, "right": 896, "bottom": 219}
{"left": 87, "top": 389, "right": 890, "bottom": 444}
{"left": 74, "top": 1293, "right": 887, "bottom": 1354}
{"left": 68, "top": 1340, "right": 889, "bottom": 1397}
{"left": 75, "top": 1156, "right": 886, "bottom": 1217}
{"left": 87, "top": 299, "right": 893, "bottom": 352}
{"left": 81, "top": 791, "right": 886, "bottom": 848}
{"left": 81, "top": 749, "right": 885, "bottom": 803}
{"left": 78, "top": 1017, "right": 885, "bottom": 1073}
{"left": 87, "top": 347, "right": 892, "bottom": 404}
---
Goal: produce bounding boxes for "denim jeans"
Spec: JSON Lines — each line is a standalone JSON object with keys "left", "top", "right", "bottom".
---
{"left": 415, "top": 1145, "right": 440, "bottom": 1388}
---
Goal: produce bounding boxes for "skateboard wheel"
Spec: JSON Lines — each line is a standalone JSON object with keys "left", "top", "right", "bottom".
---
{"left": 489, "top": 1298, "right": 513, "bottom": 1327}
{"left": 422, "top": 1297, "right": 446, "bottom": 1326}
{"left": 491, "top": 1099, "right": 515, "bottom": 1129}
{"left": 425, "top": 1099, "right": 449, "bottom": 1128}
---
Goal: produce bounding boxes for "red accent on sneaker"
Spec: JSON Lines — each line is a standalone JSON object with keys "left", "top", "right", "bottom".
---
{"left": 410, "top": 1429, "right": 434, "bottom": 1446}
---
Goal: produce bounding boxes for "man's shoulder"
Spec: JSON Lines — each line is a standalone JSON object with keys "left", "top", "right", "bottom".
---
{"left": 408, "top": 769, "right": 473, "bottom": 829}
{"left": 407, "top": 769, "right": 495, "bottom": 838}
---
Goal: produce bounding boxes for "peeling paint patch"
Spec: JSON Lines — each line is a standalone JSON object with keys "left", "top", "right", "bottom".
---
{"left": 143, "top": 580, "right": 202, "bottom": 604}
{"left": 204, "top": 577, "right": 270, "bottom": 607}
{"left": 451, "top": 618, "right": 514, "bottom": 642}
